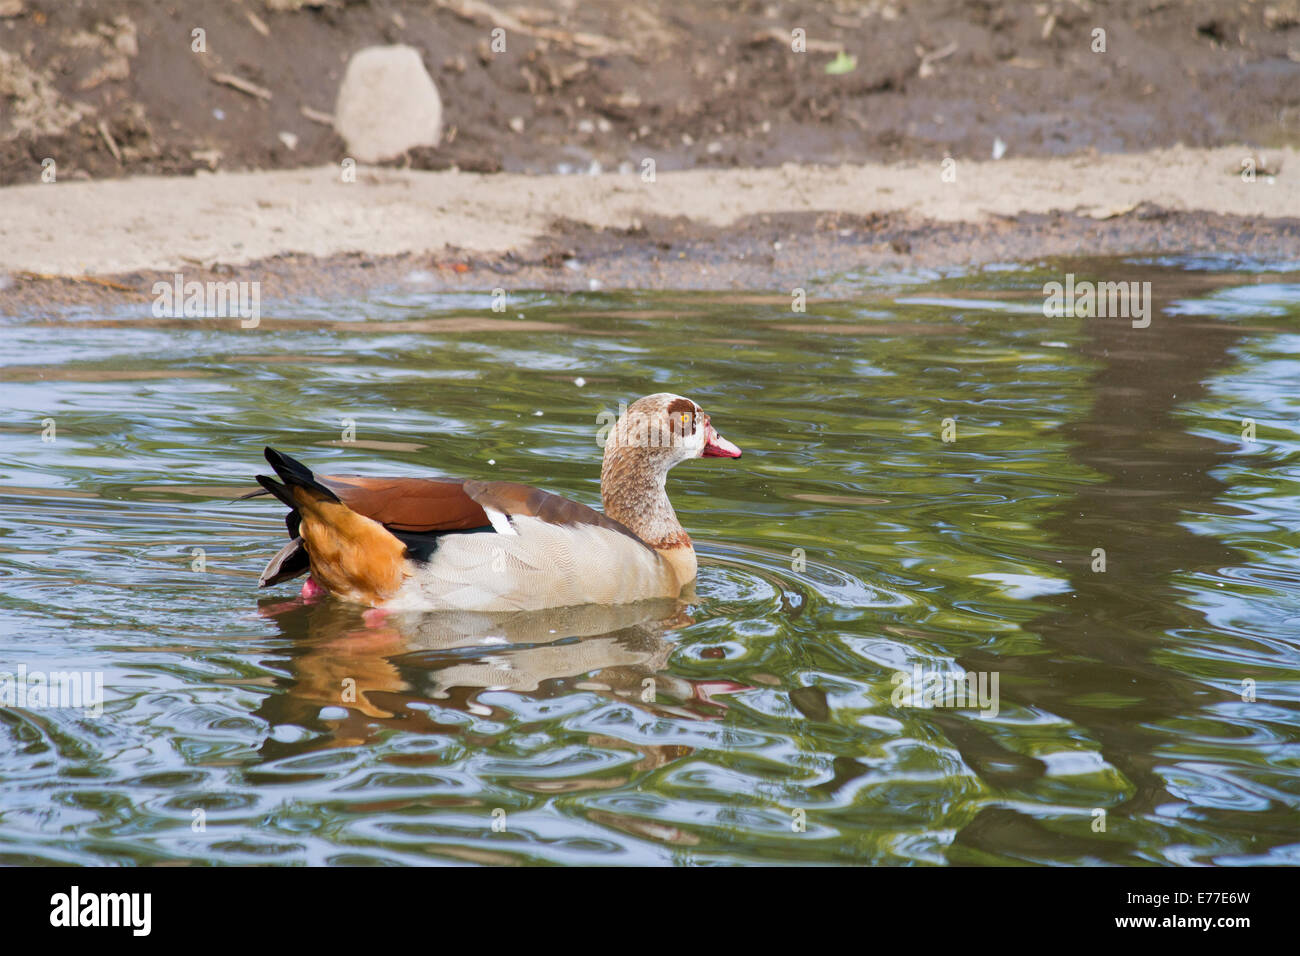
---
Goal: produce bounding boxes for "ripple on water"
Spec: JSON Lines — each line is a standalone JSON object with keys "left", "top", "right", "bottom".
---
{"left": 2, "top": 263, "right": 1299, "bottom": 865}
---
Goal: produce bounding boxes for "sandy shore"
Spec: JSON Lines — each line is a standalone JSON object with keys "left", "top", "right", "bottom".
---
{"left": 1, "top": 145, "right": 1297, "bottom": 314}
{"left": 3, "top": 145, "right": 1295, "bottom": 276}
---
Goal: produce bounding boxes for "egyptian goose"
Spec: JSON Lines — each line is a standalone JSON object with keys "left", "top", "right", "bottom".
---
{"left": 250, "top": 393, "right": 742, "bottom": 611}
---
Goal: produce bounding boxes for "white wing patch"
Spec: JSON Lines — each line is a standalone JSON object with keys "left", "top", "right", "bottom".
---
{"left": 483, "top": 505, "right": 517, "bottom": 536}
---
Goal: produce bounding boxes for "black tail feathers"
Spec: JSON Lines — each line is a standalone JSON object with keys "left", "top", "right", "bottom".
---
{"left": 262, "top": 447, "right": 340, "bottom": 504}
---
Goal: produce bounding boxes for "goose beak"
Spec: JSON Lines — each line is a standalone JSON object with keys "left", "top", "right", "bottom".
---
{"left": 702, "top": 421, "right": 742, "bottom": 458}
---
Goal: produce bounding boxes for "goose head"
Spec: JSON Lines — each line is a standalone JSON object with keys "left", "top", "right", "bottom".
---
{"left": 601, "top": 393, "right": 741, "bottom": 474}
{"left": 600, "top": 393, "right": 741, "bottom": 558}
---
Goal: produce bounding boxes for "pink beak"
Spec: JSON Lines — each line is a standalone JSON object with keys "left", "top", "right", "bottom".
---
{"left": 702, "top": 419, "right": 742, "bottom": 458}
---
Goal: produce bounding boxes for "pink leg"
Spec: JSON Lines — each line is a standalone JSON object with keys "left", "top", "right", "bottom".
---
{"left": 300, "top": 576, "right": 326, "bottom": 600}
{"left": 257, "top": 576, "right": 328, "bottom": 619}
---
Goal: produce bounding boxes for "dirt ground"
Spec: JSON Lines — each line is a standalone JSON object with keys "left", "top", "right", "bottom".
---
{"left": 3, "top": 0, "right": 1298, "bottom": 183}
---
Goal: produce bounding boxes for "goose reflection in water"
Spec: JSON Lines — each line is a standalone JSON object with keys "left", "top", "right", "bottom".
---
{"left": 252, "top": 592, "right": 750, "bottom": 760}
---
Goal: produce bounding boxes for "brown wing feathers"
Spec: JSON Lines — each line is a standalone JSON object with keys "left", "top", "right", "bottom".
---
{"left": 462, "top": 480, "right": 646, "bottom": 544}
{"left": 320, "top": 475, "right": 490, "bottom": 532}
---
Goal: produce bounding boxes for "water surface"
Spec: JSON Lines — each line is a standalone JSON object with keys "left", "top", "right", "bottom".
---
{"left": 2, "top": 258, "right": 1298, "bottom": 865}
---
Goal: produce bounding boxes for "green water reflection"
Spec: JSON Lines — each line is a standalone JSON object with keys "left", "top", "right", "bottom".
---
{"left": 0, "top": 258, "right": 1297, "bottom": 865}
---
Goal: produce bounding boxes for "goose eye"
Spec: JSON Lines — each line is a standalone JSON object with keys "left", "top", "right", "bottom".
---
{"left": 665, "top": 398, "right": 697, "bottom": 433}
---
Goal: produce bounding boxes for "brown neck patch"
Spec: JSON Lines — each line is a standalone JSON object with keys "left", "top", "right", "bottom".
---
{"left": 649, "top": 529, "right": 692, "bottom": 550}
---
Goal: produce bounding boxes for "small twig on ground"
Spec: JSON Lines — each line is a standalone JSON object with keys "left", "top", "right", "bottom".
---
{"left": 748, "top": 27, "right": 842, "bottom": 53}
{"left": 917, "top": 41, "right": 958, "bottom": 79}
{"left": 96, "top": 120, "right": 122, "bottom": 163}
{"left": 435, "top": 0, "right": 630, "bottom": 56}
{"left": 212, "top": 72, "right": 272, "bottom": 101}
{"left": 300, "top": 105, "right": 334, "bottom": 126}
{"left": 17, "top": 272, "right": 136, "bottom": 292}
{"left": 245, "top": 10, "right": 270, "bottom": 37}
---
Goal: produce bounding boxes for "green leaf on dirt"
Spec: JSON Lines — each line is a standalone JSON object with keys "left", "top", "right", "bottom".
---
{"left": 825, "top": 51, "right": 857, "bottom": 75}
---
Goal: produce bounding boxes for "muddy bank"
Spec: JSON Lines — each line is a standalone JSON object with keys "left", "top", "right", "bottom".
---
{"left": 2, "top": 148, "right": 1297, "bottom": 315}
{"left": 7, "top": 206, "right": 1299, "bottom": 318}
{"left": 5, "top": 145, "right": 1297, "bottom": 271}
{"left": 1, "top": 0, "right": 1298, "bottom": 187}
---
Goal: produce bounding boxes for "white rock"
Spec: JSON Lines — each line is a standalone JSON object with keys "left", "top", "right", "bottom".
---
{"left": 334, "top": 45, "right": 442, "bottom": 163}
